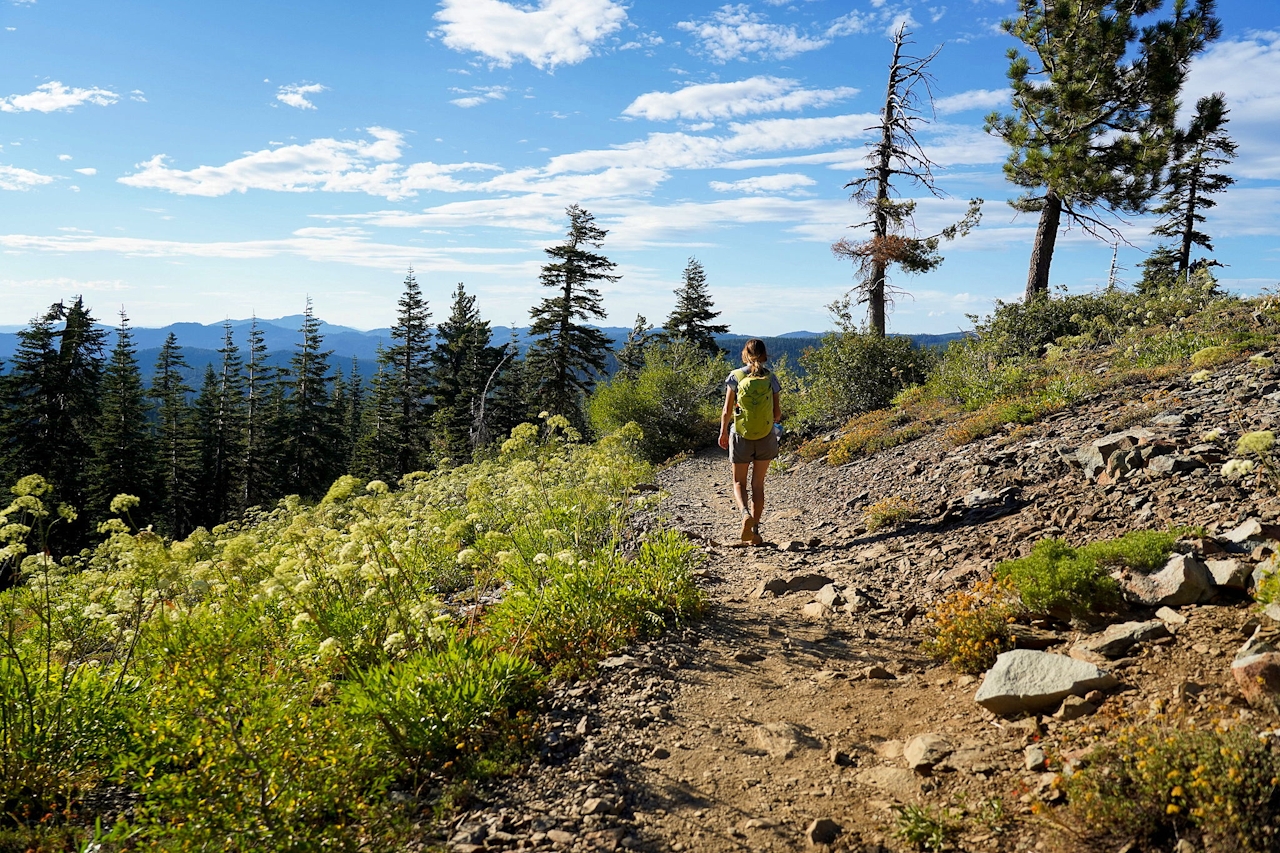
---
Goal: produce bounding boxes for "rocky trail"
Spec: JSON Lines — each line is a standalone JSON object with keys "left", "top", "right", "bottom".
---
{"left": 440, "top": 358, "right": 1280, "bottom": 853}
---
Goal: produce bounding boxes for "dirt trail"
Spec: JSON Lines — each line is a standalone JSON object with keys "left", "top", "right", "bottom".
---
{"left": 446, "top": 362, "right": 1280, "bottom": 852}
{"left": 621, "top": 449, "right": 997, "bottom": 852}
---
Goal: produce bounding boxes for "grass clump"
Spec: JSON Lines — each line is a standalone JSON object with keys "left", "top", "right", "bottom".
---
{"left": 921, "top": 578, "right": 1020, "bottom": 674}
{"left": 1065, "top": 715, "right": 1280, "bottom": 852}
{"left": 1190, "top": 344, "right": 1234, "bottom": 369}
{"left": 863, "top": 496, "right": 919, "bottom": 532}
{"left": 1079, "top": 529, "right": 1178, "bottom": 571}
{"left": 893, "top": 804, "right": 962, "bottom": 852}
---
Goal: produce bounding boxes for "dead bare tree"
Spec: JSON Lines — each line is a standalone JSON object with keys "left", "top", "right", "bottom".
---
{"left": 833, "top": 23, "right": 981, "bottom": 336}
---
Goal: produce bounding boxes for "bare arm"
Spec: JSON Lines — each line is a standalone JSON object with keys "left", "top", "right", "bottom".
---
{"left": 772, "top": 391, "right": 782, "bottom": 425}
{"left": 718, "top": 387, "right": 735, "bottom": 449}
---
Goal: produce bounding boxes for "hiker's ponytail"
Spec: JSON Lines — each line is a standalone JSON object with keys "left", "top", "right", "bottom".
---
{"left": 742, "top": 338, "right": 768, "bottom": 376}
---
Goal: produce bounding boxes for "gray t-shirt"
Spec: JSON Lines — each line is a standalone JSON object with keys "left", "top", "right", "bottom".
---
{"left": 725, "top": 368, "right": 781, "bottom": 395}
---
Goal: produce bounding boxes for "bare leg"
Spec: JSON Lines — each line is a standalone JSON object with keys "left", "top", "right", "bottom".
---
{"left": 749, "top": 461, "right": 769, "bottom": 543}
{"left": 750, "top": 461, "right": 769, "bottom": 523}
{"left": 731, "top": 462, "right": 752, "bottom": 539}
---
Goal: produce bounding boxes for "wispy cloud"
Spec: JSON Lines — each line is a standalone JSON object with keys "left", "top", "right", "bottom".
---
{"left": 0, "top": 164, "right": 53, "bottom": 190}
{"left": 276, "top": 82, "right": 327, "bottom": 110}
{"left": 709, "top": 173, "right": 816, "bottom": 194}
{"left": 449, "top": 85, "right": 510, "bottom": 108}
{"left": 677, "top": 5, "right": 828, "bottom": 62}
{"left": 73, "top": 167, "right": 96, "bottom": 175}
{"left": 117, "top": 128, "right": 501, "bottom": 200}
{"left": 934, "top": 87, "right": 1008, "bottom": 115}
{"left": 433, "top": 0, "right": 627, "bottom": 69}
{"left": 1, "top": 81, "right": 118, "bottom": 113}
{"left": 624, "top": 77, "right": 857, "bottom": 122}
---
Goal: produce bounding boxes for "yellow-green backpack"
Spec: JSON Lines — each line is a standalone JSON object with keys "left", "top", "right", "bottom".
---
{"left": 732, "top": 368, "right": 774, "bottom": 440}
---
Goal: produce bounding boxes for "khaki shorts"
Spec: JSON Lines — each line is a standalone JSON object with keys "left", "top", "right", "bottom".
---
{"left": 729, "top": 428, "right": 779, "bottom": 464}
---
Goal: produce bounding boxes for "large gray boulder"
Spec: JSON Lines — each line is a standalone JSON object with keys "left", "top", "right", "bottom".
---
{"left": 1115, "top": 553, "right": 1212, "bottom": 607}
{"left": 1075, "top": 429, "right": 1155, "bottom": 480}
{"left": 975, "top": 650, "right": 1118, "bottom": 715}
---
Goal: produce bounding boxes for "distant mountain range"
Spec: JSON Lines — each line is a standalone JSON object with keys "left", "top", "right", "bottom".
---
{"left": 0, "top": 317, "right": 969, "bottom": 381}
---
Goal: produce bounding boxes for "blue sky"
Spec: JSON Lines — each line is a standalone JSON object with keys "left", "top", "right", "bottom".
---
{"left": 2, "top": 0, "right": 1278, "bottom": 336}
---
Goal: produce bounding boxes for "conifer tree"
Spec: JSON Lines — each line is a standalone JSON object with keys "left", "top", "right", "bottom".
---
{"left": 986, "top": 0, "right": 1220, "bottom": 302}
{"left": 527, "top": 205, "right": 617, "bottom": 424}
{"left": 150, "top": 333, "right": 198, "bottom": 538}
{"left": 338, "top": 358, "right": 364, "bottom": 471}
{"left": 384, "top": 268, "right": 433, "bottom": 477}
{"left": 431, "top": 282, "right": 502, "bottom": 461}
{"left": 241, "top": 317, "right": 273, "bottom": 511}
{"left": 0, "top": 309, "right": 60, "bottom": 490}
{"left": 663, "top": 259, "right": 728, "bottom": 355}
{"left": 48, "top": 298, "right": 107, "bottom": 523}
{"left": 281, "top": 301, "right": 341, "bottom": 499}
{"left": 617, "top": 314, "right": 654, "bottom": 379}
{"left": 192, "top": 323, "right": 246, "bottom": 527}
{"left": 88, "top": 310, "right": 155, "bottom": 523}
{"left": 833, "top": 26, "right": 981, "bottom": 336}
{"left": 1151, "top": 91, "right": 1236, "bottom": 277}
{"left": 351, "top": 356, "right": 398, "bottom": 481}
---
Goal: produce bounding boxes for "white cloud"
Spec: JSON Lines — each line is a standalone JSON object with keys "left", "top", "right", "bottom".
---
{"left": 677, "top": 5, "right": 828, "bottom": 62}
{"left": 73, "top": 167, "right": 96, "bottom": 175}
{"left": 58, "top": 153, "right": 72, "bottom": 161}
{"left": 0, "top": 164, "right": 53, "bottom": 190}
{"left": 709, "top": 173, "right": 816, "bottom": 193}
{"left": 129, "top": 90, "right": 147, "bottom": 102}
{"left": 0, "top": 276, "right": 130, "bottom": 293}
{"left": 1185, "top": 33, "right": 1280, "bottom": 179}
{"left": 623, "top": 77, "right": 857, "bottom": 122}
{"left": 934, "top": 88, "right": 1008, "bottom": 115}
{"left": 824, "top": 10, "right": 875, "bottom": 38}
{"left": 1, "top": 81, "right": 118, "bottom": 113}
{"left": 433, "top": 0, "right": 627, "bottom": 69}
{"left": 450, "top": 85, "right": 509, "bottom": 108}
{"left": 276, "top": 83, "right": 327, "bottom": 110}
{"left": 117, "top": 128, "right": 501, "bottom": 200}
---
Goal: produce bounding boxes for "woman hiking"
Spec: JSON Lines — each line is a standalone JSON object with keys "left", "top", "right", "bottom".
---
{"left": 718, "top": 338, "right": 782, "bottom": 545}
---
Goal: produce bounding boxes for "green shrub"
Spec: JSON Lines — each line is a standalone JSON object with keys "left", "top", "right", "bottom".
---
{"left": 1079, "top": 529, "right": 1178, "bottom": 571}
{"left": 587, "top": 341, "right": 728, "bottom": 462}
{"left": 794, "top": 323, "right": 934, "bottom": 429}
{"left": 1065, "top": 716, "right": 1280, "bottom": 851}
{"left": 862, "top": 496, "right": 919, "bottom": 532}
{"left": 994, "top": 539, "right": 1121, "bottom": 620}
{"left": 344, "top": 637, "right": 540, "bottom": 777}
{"left": 487, "top": 530, "right": 705, "bottom": 679}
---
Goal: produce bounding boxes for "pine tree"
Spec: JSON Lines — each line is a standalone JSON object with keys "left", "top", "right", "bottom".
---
{"left": 150, "top": 333, "right": 198, "bottom": 538}
{"left": 663, "top": 259, "right": 728, "bottom": 355}
{"left": 281, "top": 301, "right": 341, "bottom": 499}
{"left": 527, "top": 205, "right": 617, "bottom": 425}
{"left": 1151, "top": 91, "right": 1236, "bottom": 276}
{"left": 986, "top": 0, "right": 1220, "bottom": 302}
{"left": 617, "top": 314, "right": 654, "bottom": 379}
{"left": 241, "top": 317, "right": 274, "bottom": 511}
{"left": 432, "top": 282, "right": 503, "bottom": 461}
{"left": 384, "top": 268, "right": 433, "bottom": 477}
{"left": 351, "top": 356, "right": 398, "bottom": 481}
{"left": 88, "top": 310, "right": 155, "bottom": 524}
{"left": 192, "top": 323, "right": 246, "bottom": 528}
{"left": 0, "top": 309, "right": 60, "bottom": 490}
{"left": 337, "top": 358, "right": 364, "bottom": 471}
{"left": 831, "top": 26, "right": 981, "bottom": 336}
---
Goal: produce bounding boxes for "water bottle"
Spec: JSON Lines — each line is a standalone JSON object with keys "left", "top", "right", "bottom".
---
{"left": 773, "top": 422, "right": 783, "bottom": 440}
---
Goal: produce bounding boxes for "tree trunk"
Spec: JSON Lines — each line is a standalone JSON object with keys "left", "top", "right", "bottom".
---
{"left": 1024, "top": 192, "right": 1062, "bottom": 302}
{"left": 1179, "top": 177, "right": 1199, "bottom": 276}
{"left": 867, "top": 34, "right": 904, "bottom": 338}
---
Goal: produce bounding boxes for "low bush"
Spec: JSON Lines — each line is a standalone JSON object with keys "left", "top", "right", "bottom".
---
{"left": 1065, "top": 715, "right": 1280, "bottom": 851}
{"left": 862, "top": 496, "right": 919, "bottom": 532}
{"left": 587, "top": 341, "right": 728, "bottom": 463}
{"left": 1079, "top": 529, "right": 1178, "bottom": 572}
{"left": 793, "top": 306, "right": 934, "bottom": 430}
{"left": 921, "top": 578, "right": 1020, "bottom": 674}
{"left": 994, "top": 539, "right": 1122, "bottom": 621}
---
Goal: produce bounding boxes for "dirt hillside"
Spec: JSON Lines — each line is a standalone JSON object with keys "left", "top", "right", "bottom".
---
{"left": 439, "top": 355, "right": 1280, "bottom": 853}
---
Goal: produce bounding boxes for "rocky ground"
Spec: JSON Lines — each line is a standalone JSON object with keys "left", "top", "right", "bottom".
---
{"left": 437, "top": 356, "right": 1280, "bottom": 853}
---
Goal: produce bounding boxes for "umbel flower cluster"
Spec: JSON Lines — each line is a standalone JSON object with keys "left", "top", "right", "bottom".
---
{"left": 0, "top": 417, "right": 704, "bottom": 849}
